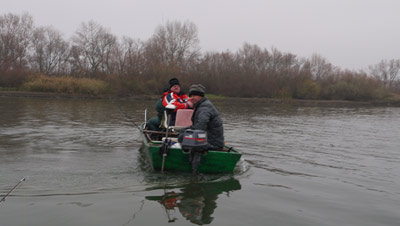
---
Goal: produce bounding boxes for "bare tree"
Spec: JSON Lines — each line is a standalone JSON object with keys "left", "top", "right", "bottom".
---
{"left": 145, "top": 20, "right": 200, "bottom": 71}
{"left": 237, "top": 43, "right": 271, "bottom": 75}
{"left": 70, "top": 21, "right": 117, "bottom": 77}
{"left": 369, "top": 59, "right": 400, "bottom": 88}
{"left": 268, "top": 47, "right": 299, "bottom": 74}
{"left": 197, "top": 50, "right": 240, "bottom": 95}
{"left": 30, "top": 26, "right": 70, "bottom": 75}
{"left": 114, "top": 37, "right": 145, "bottom": 76}
{"left": 0, "top": 13, "right": 34, "bottom": 72}
{"left": 309, "top": 53, "right": 333, "bottom": 80}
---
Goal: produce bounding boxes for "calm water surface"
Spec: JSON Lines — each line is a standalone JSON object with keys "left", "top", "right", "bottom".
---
{"left": 1, "top": 97, "right": 399, "bottom": 226}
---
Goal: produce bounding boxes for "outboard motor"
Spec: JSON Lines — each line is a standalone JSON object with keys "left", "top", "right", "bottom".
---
{"left": 181, "top": 129, "right": 208, "bottom": 174}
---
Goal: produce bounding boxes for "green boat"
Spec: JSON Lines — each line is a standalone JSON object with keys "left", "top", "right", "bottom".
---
{"left": 139, "top": 123, "right": 242, "bottom": 173}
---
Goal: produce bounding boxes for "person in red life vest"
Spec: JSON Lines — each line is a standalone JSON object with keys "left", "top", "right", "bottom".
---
{"left": 162, "top": 78, "right": 193, "bottom": 125}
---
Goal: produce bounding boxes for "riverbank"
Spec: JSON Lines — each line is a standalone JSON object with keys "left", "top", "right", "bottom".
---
{"left": 1, "top": 90, "right": 400, "bottom": 107}
{"left": 0, "top": 90, "right": 156, "bottom": 100}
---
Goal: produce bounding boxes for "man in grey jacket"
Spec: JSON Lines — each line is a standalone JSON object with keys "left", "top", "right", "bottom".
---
{"left": 183, "top": 84, "right": 225, "bottom": 150}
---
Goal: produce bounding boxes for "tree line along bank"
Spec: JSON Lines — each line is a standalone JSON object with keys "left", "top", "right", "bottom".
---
{"left": 1, "top": 12, "right": 399, "bottom": 101}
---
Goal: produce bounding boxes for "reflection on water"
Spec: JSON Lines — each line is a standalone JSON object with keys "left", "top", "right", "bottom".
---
{"left": 145, "top": 178, "right": 241, "bottom": 225}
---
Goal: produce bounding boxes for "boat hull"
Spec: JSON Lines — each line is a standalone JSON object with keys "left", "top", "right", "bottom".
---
{"left": 140, "top": 128, "right": 242, "bottom": 173}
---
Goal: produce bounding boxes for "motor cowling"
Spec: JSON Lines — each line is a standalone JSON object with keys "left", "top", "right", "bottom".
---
{"left": 181, "top": 129, "right": 208, "bottom": 152}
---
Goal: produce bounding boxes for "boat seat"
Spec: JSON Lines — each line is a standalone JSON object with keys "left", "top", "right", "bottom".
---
{"left": 173, "top": 109, "right": 193, "bottom": 131}
{"left": 160, "top": 109, "right": 193, "bottom": 131}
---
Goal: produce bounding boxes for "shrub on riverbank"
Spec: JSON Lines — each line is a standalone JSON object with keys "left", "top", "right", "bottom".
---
{"left": 20, "top": 75, "right": 111, "bottom": 95}
{"left": 320, "top": 74, "right": 387, "bottom": 101}
{"left": 294, "top": 80, "right": 321, "bottom": 100}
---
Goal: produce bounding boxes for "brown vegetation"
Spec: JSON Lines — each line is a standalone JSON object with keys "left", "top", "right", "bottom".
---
{"left": 20, "top": 75, "right": 110, "bottom": 95}
{"left": 1, "top": 13, "right": 400, "bottom": 101}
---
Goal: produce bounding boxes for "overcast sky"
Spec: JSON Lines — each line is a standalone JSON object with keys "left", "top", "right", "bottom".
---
{"left": 2, "top": 0, "right": 399, "bottom": 70}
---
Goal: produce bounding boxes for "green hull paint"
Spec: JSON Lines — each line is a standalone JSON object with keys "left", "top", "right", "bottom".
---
{"left": 140, "top": 126, "right": 242, "bottom": 173}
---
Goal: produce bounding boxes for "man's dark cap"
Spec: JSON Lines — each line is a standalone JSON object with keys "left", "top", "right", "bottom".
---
{"left": 189, "top": 84, "right": 206, "bottom": 97}
{"left": 169, "top": 78, "right": 180, "bottom": 88}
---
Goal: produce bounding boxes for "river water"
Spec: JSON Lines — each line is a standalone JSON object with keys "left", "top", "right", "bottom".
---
{"left": 0, "top": 97, "right": 399, "bottom": 226}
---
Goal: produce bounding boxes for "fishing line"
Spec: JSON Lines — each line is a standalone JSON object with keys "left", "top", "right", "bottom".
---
{"left": 0, "top": 178, "right": 26, "bottom": 204}
{"left": 120, "top": 199, "right": 146, "bottom": 226}
{"left": 118, "top": 105, "right": 141, "bottom": 128}
{"left": 109, "top": 97, "right": 142, "bottom": 128}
